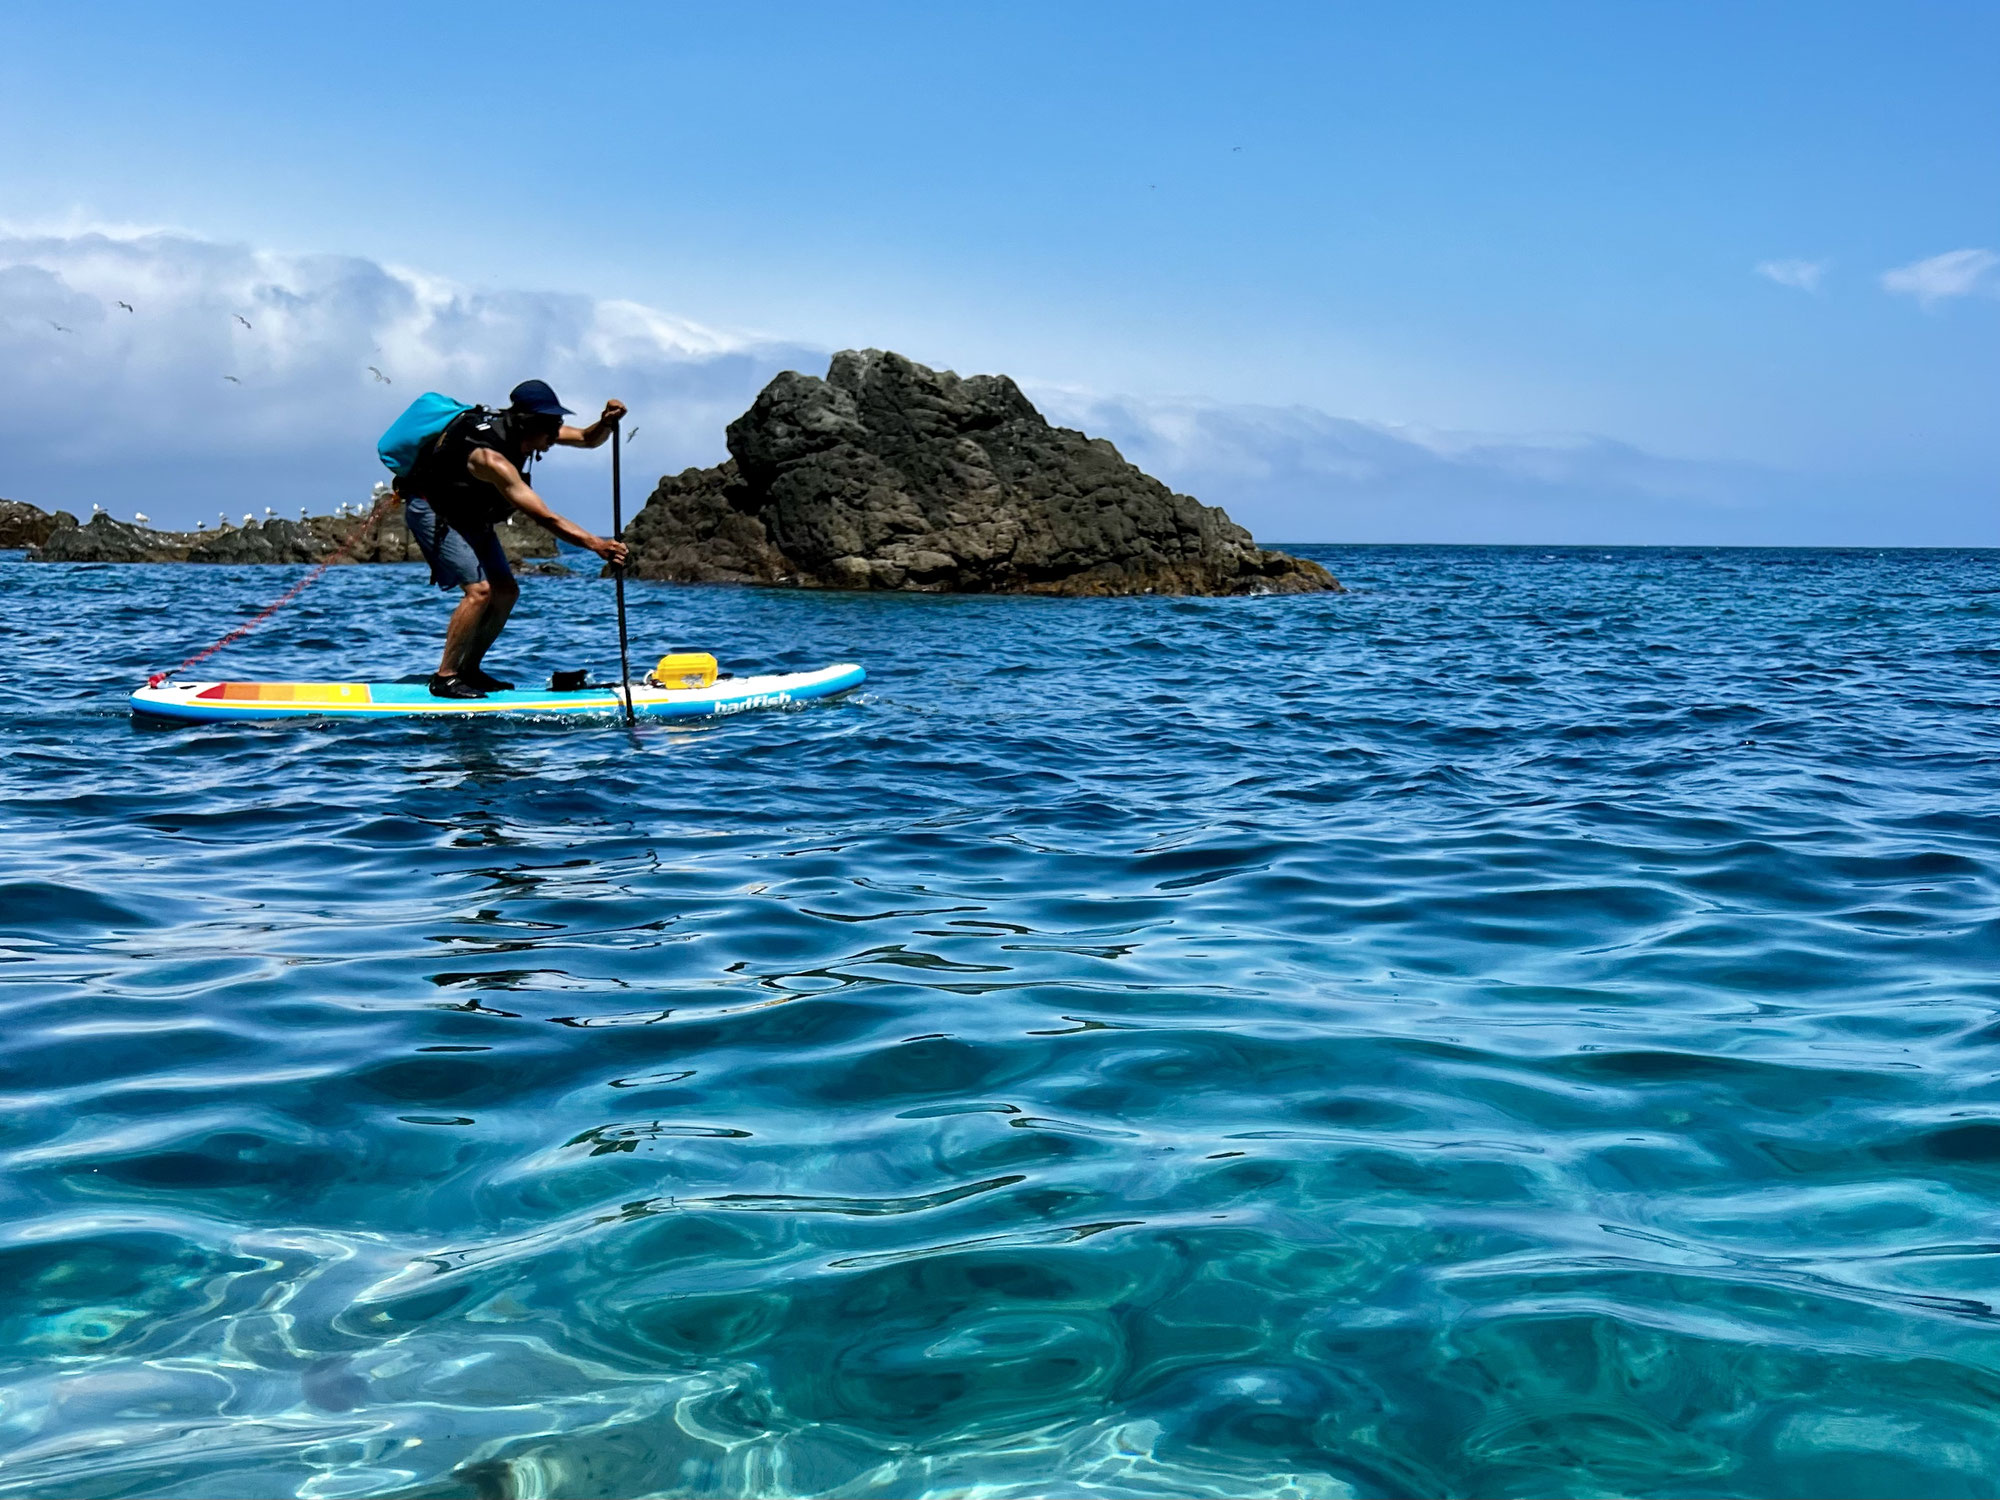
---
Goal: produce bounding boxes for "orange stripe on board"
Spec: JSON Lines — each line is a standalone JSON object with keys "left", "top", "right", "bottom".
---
{"left": 196, "top": 683, "right": 370, "bottom": 704}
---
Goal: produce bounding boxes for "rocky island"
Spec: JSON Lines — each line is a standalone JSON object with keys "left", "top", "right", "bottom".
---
{"left": 625, "top": 350, "right": 1338, "bottom": 596}
{"left": 16, "top": 504, "right": 558, "bottom": 567}
{"left": 1, "top": 499, "right": 76, "bottom": 550}
{"left": 10, "top": 351, "right": 1334, "bottom": 596}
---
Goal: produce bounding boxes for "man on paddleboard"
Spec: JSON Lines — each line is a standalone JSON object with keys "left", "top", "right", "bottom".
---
{"left": 399, "top": 380, "right": 629, "bottom": 699}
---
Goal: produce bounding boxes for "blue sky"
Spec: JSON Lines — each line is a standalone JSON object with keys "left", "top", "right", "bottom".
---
{"left": 1, "top": 2, "right": 1994, "bottom": 542}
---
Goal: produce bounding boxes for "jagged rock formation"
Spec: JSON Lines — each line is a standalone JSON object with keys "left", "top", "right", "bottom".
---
{"left": 625, "top": 350, "right": 1338, "bottom": 596}
{"left": 0, "top": 499, "right": 77, "bottom": 549}
{"left": 25, "top": 508, "right": 556, "bottom": 566}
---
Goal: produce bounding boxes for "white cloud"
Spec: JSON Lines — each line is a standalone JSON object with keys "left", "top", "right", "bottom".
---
{"left": 1028, "top": 390, "right": 1788, "bottom": 545}
{"left": 1755, "top": 258, "right": 1828, "bottom": 292}
{"left": 1880, "top": 248, "right": 1998, "bottom": 306}
{"left": 0, "top": 226, "right": 1939, "bottom": 546}
{"left": 0, "top": 228, "right": 819, "bottom": 526}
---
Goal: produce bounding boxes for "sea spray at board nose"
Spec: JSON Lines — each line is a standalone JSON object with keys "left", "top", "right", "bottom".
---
{"left": 4, "top": 546, "right": 2000, "bottom": 1496}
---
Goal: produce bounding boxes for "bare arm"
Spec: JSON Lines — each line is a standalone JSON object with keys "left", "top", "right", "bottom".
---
{"left": 467, "top": 447, "right": 629, "bottom": 564}
{"left": 557, "top": 398, "right": 627, "bottom": 449}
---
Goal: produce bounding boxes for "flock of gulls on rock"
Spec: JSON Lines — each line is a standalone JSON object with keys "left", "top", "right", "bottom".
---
{"left": 87, "top": 496, "right": 339, "bottom": 534}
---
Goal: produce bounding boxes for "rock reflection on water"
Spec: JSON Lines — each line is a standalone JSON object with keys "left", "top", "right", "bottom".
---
{"left": 5, "top": 547, "right": 2000, "bottom": 1496}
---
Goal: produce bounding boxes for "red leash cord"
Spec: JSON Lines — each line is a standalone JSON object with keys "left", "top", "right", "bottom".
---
{"left": 146, "top": 491, "right": 397, "bottom": 688}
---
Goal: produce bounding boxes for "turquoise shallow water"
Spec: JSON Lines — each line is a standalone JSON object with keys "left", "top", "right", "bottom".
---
{"left": 6, "top": 545, "right": 2000, "bottom": 1498}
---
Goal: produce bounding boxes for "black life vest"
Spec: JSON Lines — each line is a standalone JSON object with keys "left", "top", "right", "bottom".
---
{"left": 402, "top": 408, "right": 537, "bottom": 529}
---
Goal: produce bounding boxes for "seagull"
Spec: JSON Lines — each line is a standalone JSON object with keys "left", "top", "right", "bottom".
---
{"left": 241, "top": 513, "right": 254, "bottom": 525}
{"left": 196, "top": 521, "right": 207, "bottom": 531}
{"left": 299, "top": 506, "right": 308, "bottom": 519}
{"left": 134, "top": 512, "right": 150, "bottom": 524}
{"left": 625, "top": 426, "right": 639, "bottom": 444}
{"left": 233, "top": 314, "right": 253, "bottom": 330}
{"left": 116, "top": 300, "right": 134, "bottom": 313}
{"left": 1232, "top": 145, "right": 1242, "bottom": 151}
{"left": 368, "top": 366, "right": 391, "bottom": 383}
{"left": 92, "top": 503, "right": 104, "bottom": 514}
{"left": 223, "top": 375, "right": 241, "bottom": 384}
{"left": 49, "top": 321, "right": 72, "bottom": 333}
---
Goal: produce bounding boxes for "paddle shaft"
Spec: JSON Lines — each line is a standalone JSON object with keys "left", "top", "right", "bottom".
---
{"left": 611, "top": 424, "right": 635, "bottom": 725}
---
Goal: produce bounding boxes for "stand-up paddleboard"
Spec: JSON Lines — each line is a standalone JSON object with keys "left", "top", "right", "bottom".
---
{"left": 130, "top": 663, "right": 865, "bottom": 724}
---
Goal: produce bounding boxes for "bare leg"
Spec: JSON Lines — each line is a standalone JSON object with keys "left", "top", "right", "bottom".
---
{"left": 460, "top": 579, "right": 520, "bottom": 673}
{"left": 438, "top": 580, "right": 497, "bottom": 678}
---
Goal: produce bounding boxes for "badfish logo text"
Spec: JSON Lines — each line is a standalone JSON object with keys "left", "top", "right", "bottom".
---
{"left": 711, "top": 692, "right": 793, "bottom": 717}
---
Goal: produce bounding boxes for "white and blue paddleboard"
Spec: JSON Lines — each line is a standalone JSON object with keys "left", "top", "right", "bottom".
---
{"left": 130, "top": 663, "right": 865, "bottom": 724}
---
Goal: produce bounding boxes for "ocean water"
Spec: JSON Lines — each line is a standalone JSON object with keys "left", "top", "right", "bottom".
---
{"left": 5, "top": 544, "right": 2000, "bottom": 1499}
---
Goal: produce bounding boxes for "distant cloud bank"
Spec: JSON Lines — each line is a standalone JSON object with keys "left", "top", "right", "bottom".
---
{"left": 0, "top": 228, "right": 815, "bottom": 525}
{"left": 0, "top": 227, "right": 1975, "bottom": 545}
{"left": 1881, "top": 248, "right": 1998, "bottom": 306}
{"left": 1030, "top": 391, "right": 1794, "bottom": 545}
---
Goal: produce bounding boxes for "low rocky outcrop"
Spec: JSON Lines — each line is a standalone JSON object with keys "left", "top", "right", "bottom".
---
{"left": 30, "top": 514, "right": 194, "bottom": 563}
{"left": 625, "top": 350, "right": 1338, "bottom": 596}
{"left": 0, "top": 499, "right": 78, "bottom": 549}
{"left": 25, "top": 508, "right": 557, "bottom": 566}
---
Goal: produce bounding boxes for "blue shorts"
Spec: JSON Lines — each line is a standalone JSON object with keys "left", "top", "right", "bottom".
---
{"left": 404, "top": 498, "right": 514, "bottom": 591}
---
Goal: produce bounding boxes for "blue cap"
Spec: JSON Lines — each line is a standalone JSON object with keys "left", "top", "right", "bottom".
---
{"left": 508, "top": 379, "right": 574, "bottom": 418}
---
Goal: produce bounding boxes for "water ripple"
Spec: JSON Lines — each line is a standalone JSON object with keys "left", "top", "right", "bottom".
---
{"left": 7, "top": 547, "right": 2000, "bottom": 1495}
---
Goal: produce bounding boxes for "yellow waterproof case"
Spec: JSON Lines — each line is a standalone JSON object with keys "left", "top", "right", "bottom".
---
{"left": 647, "top": 652, "right": 719, "bottom": 690}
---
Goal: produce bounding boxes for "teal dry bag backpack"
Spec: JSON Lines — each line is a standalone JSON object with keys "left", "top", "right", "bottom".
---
{"left": 377, "top": 392, "right": 472, "bottom": 477}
